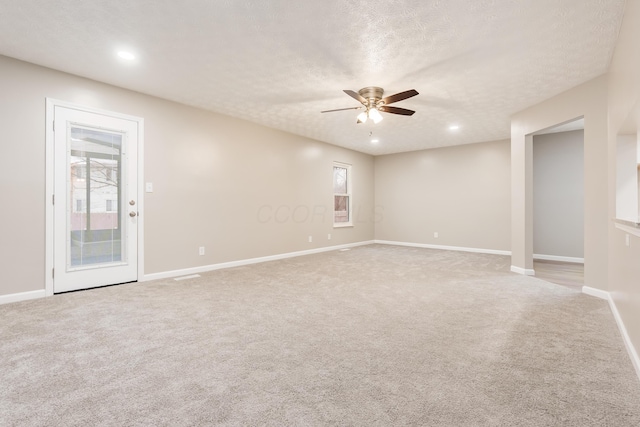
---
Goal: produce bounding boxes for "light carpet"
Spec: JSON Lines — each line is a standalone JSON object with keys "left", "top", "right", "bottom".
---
{"left": 1, "top": 244, "right": 639, "bottom": 426}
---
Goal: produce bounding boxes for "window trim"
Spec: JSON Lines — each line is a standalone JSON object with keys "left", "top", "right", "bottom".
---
{"left": 333, "top": 161, "right": 353, "bottom": 228}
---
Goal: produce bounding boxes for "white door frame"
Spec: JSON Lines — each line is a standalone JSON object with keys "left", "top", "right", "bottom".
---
{"left": 45, "top": 98, "right": 145, "bottom": 296}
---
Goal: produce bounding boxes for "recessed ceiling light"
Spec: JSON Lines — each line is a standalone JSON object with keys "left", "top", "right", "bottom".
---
{"left": 117, "top": 51, "right": 135, "bottom": 60}
{"left": 449, "top": 125, "right": 460, "bottom": 131}
{"left": 371, "top": 139, "right": 379, "bottom": 144}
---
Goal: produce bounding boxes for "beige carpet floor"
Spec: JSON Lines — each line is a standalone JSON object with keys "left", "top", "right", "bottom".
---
{"left": 1, "top": 244, "right": 639, "bottom": 426}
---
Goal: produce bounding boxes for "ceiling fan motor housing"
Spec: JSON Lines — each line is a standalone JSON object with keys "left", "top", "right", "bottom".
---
{"left": 358, "top": 86, "right": 385, "bottom": 108}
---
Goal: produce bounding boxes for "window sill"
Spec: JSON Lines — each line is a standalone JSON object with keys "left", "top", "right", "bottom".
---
{"left": 614, "top": 219, "right": 640, "bottom": 238}
{"left": 333, "top": 223, "right": 354, "bottom": 229}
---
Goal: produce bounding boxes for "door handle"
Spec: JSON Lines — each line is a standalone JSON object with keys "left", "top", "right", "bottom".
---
{"left": 129, "top": 211, "right": 137, "bottom": 217}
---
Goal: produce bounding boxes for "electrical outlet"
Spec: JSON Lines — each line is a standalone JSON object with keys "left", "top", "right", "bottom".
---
{"left": 328, "top": 233, "right": 331, "bottom": 240}
{"left": 434, "top": 232, "right": 439, "bottom": 238}
{"left": 199, "top": 246, "right": 205, "bottom": 255}
{"left": 308, "top": 236, "right": 313, "bottom": 243}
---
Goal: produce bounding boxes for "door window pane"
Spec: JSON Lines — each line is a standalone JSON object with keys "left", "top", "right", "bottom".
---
{"left": 69, "top": 126, "right": 123, "bottom": 268}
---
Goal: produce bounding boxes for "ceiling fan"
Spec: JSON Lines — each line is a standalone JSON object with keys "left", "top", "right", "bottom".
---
{"left": 321, "top": 87, "right": 419, "bottom": 124}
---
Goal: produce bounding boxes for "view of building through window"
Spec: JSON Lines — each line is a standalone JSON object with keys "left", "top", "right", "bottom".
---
{"left": 68, "top": 126, "right": 122, "bottom": 266}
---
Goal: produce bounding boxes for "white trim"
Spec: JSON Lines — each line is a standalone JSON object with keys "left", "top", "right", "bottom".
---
{"left": 333, "top": 223, "right": 354, "bottom": 229}
{"left": 0, "top": 290, "right": 47, "bottom": 305}
{"left": 608, "top": 294, "right": 640, "bottom": 382}
{"left": 45, "top": 98, "right": 145, "bottom": 295}
{"left": 136, "top": 118, "right": 145, "bottom": 282}
{"left": 615, "top": 222, "right": 640, "bottom": 238}
{"left": 533, "top": 254, "right": 584, "bottom": 264}
{"left": 582, "top": 287, "right": 640, "bottom": 382}
{"left": 582, "top": 286, "right": 609, "bottom": 300}
{"left": 143, "top": 240, "right": 375, "bottom": 281}
{"left": 510, "top": 265, "right": 536, "bottom": 276}
{"left": 374, "top": 239, "right": 511, "bottom": 256}
{"left": 45, "top": 99, "right": 55, "bottom": 297}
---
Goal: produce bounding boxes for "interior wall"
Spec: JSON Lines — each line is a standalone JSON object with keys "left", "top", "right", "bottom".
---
{"left": 533, "top": 130, "right": 584, "bottom": 258}
{"left": 511, "top": 76, "right": 608, "bottom": 283}
{"left": 374, "top": 139, "right": 511, "bottom": 251}
{"left": 607, "top": 0, "right": 640, "bottom": 370}
{"left": 0, "top": 55, "right": 375, "bottom": 298}
{"left": 511, "top": 0, "right": 640, "bottom": 372}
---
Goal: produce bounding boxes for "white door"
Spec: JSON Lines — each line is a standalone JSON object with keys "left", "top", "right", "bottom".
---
{"left": 52, "top": 105, "right": 140, "bottom": 293}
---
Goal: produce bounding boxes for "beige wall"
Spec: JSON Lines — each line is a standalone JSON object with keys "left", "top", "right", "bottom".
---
{"left": 374, "top": 140, "right": 511, "bottom": 250}
{"left": 0, "top": 55, "right": 374, "bottom": 297}
{"left": 607, "top": 0, "right": 640, "bottom": 365}
{"left": 511, "top": 76, "right": 608, "bottom": 281}
{"left": 511, "top": 0, "right": 640, "bottom": 368}
{"left": 533, "top": 130, "right": 584, "bottom": 258}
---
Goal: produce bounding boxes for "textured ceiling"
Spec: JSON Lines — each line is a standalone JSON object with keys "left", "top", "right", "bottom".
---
{"left": 0, "top": 0, "right": 625, "bottom": 155}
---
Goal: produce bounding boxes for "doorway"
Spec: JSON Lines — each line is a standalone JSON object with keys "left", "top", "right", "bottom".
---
{"left": 532, "top": 118, "right": 585, "bottom": 290}
{"left": 46, "top": 100, "right": 144, "bottom": 294}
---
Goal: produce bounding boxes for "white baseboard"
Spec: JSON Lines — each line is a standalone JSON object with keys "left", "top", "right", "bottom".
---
{"left": 374, "top": 240, "right": 511, "bottom": 256}
{"left": 581, "top": 287, "right": 640, "bottom": 382}
{"left": 534, "top": 254, "right": 584, "bottom": 264}
{"left": 608, "top": 295, "right": 640, "bottom": 382}
{"left": 582, "top": 286, "right": 609, "bottom": 300}
{"left": 143, "top": 240, "right": 375, "bottom": 281}
{"left": 374, "top": 240, "right": 539, "bottom": 276}
{"left": 0, "top": 289, "right": 46, "bottom": 305}
{"left": 582, "top": 286, "right": 640, "bottom": 380}
{"left": 510, "top": 265, "right": 536, "bottom": 276}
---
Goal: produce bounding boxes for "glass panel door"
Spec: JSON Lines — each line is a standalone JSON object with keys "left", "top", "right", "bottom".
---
{"left": 52, "top": 103, "right": 139, "bottom": 293}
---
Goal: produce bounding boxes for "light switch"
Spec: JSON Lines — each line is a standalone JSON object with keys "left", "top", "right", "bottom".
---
{"left": 145, "top": 182, "right": 153, "bottom": 193}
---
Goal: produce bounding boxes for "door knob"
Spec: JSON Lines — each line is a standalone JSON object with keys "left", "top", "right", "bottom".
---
{"left": 129, "top": 200, "right": 136, "bottom": 206}
{"left": 129, "top": 211, "right": 137, "bottom": 217}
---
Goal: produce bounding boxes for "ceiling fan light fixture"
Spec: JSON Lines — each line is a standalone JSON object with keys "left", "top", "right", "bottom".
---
{"left": 357, "top": 111, "right": 368, "bottom": 123}
{"left": 369, "top": 108, "right": 383, "bottom": 124}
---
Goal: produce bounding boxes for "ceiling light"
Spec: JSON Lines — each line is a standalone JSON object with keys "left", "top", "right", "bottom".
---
{"left": 371, "top": 139, "right": 379, "bottom": 144}
{"left": 449, "top": 124, "right": 460, "bottom": 131}
{"left": 357, "top": 111, "right": 368, "bottom": 123}
{"left": 117, "top": 51, "right": 135, "bottom": 60}
{"left": 369, "top": 108, "right": 383, "bottom": 124}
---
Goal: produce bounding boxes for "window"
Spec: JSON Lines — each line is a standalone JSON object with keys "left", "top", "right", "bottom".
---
{"left": 75, "top": 199, "right": 85, "bottom": 212}
{"left": 615, "top": 132, "right": 640, "bottom": 223}
{"left": 106, "top": 200, "right": 116, "bottom": 212}
{"left": 333, "top": 162, "right": 352, "bottom": 226}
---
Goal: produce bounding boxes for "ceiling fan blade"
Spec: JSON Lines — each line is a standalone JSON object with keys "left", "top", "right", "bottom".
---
{"left": 343, "top": 89, "right": 367, "bottom": 104}
{"left": 380, "top": 89, "right": 419, "bottom": 105}
{"left": 321, "top": 106, "right": 363, "bottom": 113}
{"left": 379, "top": 105, "right": 415, "bottom": 116}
